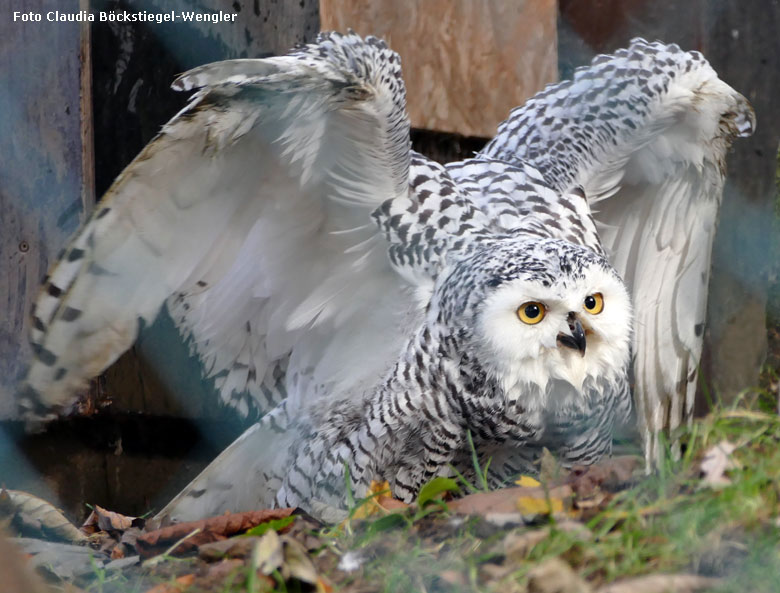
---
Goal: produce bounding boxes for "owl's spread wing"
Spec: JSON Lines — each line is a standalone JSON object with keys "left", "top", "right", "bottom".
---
{"left": 481, "top": 38, "right": 755, "bottom": 464}
{"left": 20, "top": 32, "right": 415, "bottom": 421}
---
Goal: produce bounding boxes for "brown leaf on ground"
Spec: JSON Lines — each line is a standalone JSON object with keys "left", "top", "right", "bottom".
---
{"left": 282, "top": 536, "right": 318, "bottom": 583}
{"left": 136, "top": 508, "right": 294, "bottom": 558}
{"left": 528, "top": 557, "right": 593, "bottom": 593}
{"left": 198, "top": 536, "right": 263, "bottom": 561}
{"left": 565, "top": 456, "right": 641, "bottom": 498}
{"left": 198, "top": 558, "right": 272, "bottom": 590}
{"left": 252, "top": 529, "right": 285, "bottom": 574}
{"left": 248, "top": 529, "right": 322, "bottom": 585}
{"left": 143, "top": 573, "right": 195, "bottom": 593}
{"left": 447, "top": 485, "right": 573, "bottom": 516}
{"left": 351, "top": 481, "right": 409, "bottom": 519}
{"left": 597, "top": 574, "right": 723, "bottom": 593}
{"left": 81, "top": 505, "right": 139, "bottom": 535}
{"left": 202, "top": 558, "right": 246, "bottom": 581}
{"left": 1, "top": 489, "right": 86, "bottom": 543}
{"left": 478, "top": 562, "right": 513, "bottom": 582}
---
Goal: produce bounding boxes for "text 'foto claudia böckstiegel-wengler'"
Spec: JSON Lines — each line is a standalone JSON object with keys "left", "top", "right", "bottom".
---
{"left": 12, "top": 10, "right": 238, "bottom": 24}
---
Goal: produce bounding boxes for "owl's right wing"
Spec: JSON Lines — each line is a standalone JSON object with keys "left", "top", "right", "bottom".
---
{"left": 20, "top": 32, "right": 416, "bottom": 422}
{"left": 481, "top": 39, "right": 755, "bottom": 464}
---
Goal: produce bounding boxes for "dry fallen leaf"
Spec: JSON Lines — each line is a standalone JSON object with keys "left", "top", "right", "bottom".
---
{"left": 282, "top": 536, "right": 318, "bottom": 583}
{"left": 249, "top": 529, "right": 321, "bottom": 586}
{"left": 351, "top": 481, "right": 408, "bottom": 519}
{"left": 447, "top": 485, "right": 573, "bottom": 515}
{"left": 597, "top": 574, "right": 722, "bottom": 593}
{"left": 516, "top": 476, "right": 542, "bottom": 488}
{"left": 15, "top": 537, "right": 108, "bottom": 582}
{"left": 81, "top": 505, "right": 139, "bottom": 535}
{"left": 479, "top": 562, "right": 513, "bottom": 582}
{"left": 517, "top": 496, "right": 564, "bottom": 516}
{"left": 136, "top": 508, "right": 294, "bottom": 558}
{"left": 252, "top": 529, "right": 285, "bottom": 575}
{"left": 699, "top": 441, "right": 738, "bottom": 487}
{"left": 0, "top": 489, "right": 86, "bottom": 543}
{"left": 143, "top": 574, "right": 195, "bottom": 593}
{"left": 566, "top": 456, "right": 641, "bottom": 497}
{"left": 198, "top": 536, "right": 263, "bottom": 561}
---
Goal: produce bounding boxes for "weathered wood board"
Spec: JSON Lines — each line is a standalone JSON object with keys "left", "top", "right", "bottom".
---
{"left": 321, "top": 0, "right": 558, "bottom": 138}
{"left": 0, "top": 0, "right": 94, "bottom": 419}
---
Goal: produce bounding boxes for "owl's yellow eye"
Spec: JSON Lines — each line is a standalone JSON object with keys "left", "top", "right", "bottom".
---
{"left": 584, "top": 293, "right": 604, "bottom": 314}
{"left": 517, "top": 302, "right": 546, "bottom": 325}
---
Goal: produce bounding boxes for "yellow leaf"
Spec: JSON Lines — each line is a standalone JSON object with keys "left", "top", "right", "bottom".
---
{"left": 350, "top": 481, "right": 394, "bottom": 519}
{"left": 516, "top": 496, "right": 564, "bottom": 515}
{"left": 515, "top": 475, "right": 542, "bottom": 488}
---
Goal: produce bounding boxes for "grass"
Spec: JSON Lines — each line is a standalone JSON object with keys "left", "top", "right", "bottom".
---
{"left": 69, "top": 395, "right": 780, "bottom": 593}
{"left": 322, "top": 401, "right": 780, "bottom": 593}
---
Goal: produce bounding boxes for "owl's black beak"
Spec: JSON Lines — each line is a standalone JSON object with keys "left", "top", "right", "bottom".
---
{"left": 557, "top": 313, "right": 586, "bottom": 356}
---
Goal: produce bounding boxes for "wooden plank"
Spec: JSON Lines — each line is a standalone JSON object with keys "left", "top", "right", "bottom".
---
{"left": 697, "top": 0, "right": 779, "bottom": 403}
{"left": 321, "top": 0, "right": 558, "bottom": 138}
{"left": 0, "top": 0, "right": 94, "bottom": 419}
{"left": 558, "top": 0, "right": 779, "bottom": 406}
{"left": 91, "top": 0, "right": 320, "bottom": 198}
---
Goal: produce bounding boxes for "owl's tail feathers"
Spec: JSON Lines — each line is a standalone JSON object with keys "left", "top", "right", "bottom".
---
{"left": 155, "top": 403, "right": 297, "bottom": 523}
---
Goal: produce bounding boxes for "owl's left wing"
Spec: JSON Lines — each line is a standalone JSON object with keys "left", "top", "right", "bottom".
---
{"left": 19, "top": 33, "right": 415, "bottom": 422}
{"left": 481, "top": 39, "right": 755, "bottom": 465}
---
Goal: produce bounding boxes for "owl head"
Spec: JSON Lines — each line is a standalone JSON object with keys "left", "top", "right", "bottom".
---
{"left": 436, "top": 237, "right": 632, "bottom": 408}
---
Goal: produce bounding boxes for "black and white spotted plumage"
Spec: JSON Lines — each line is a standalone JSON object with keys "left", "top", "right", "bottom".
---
{"left": 19, "top": 33, "right": 752, "bottom": 519}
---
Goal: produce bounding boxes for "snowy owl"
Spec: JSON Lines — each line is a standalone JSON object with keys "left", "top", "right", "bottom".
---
{"left": 18, "top": 33, "right": 754, "bottom": 518}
